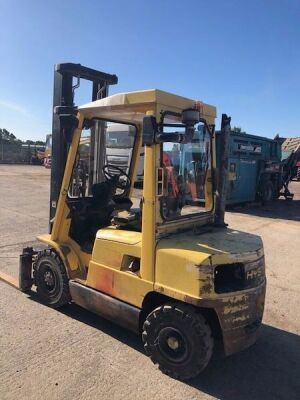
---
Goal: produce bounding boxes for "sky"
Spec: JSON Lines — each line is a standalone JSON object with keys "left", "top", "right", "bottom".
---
{"left": 0, "top": 0, "right": 299, "bottom": 141}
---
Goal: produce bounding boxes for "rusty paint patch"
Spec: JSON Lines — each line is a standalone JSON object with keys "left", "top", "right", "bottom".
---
{"left": 223, "top": 303, "right": 249, "bottom": 315}
{"left": 157, "top": 286, "right": 165, "bottom": 293}
{"left": 197, "top": 261, "right": 214, "bottom": 295}
{"left": 200, "top": 283, "right": 213, "bottom": 295}
{"left": 183, "top": 281, "right": 266, "bottom": 357}
{"left": 198, "top": 274, "right": 214, "bottom": 295}
{"left": 196, "top": 263, "right": 212, "bottom": 272}
{"left": 61, "top": 245, "right": 71, "bottom": 255}
{"left": 221, "top": 294, "right": 249, "bottom": 305}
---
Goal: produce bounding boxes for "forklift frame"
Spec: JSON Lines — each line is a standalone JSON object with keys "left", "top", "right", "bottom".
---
{"left": 17, "top": 78, "right": 266, "bottom": 381}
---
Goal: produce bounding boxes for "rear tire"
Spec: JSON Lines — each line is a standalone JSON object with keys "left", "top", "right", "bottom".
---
{"left": 142, "top": 303, "right": 214, "bottom": 380}
{"left": 33, "top": 249, "right": 71, "bottom": 308}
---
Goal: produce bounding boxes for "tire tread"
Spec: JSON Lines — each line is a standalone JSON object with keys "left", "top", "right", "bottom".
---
{"left": 142, "top": 303, "right": 214, "bottom": 380}
{"left": 33, "top": 248, "right": 71, "bottom": 308}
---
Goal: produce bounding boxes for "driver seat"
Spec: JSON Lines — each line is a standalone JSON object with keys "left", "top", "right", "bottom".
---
{"left": 113, "top": 196, "right": 133, "bottom": 212}
{"left": 91, "top": 181, "right": 132, "bottom": 211}
{"left": 90, "top": 179, "right": 139, "bottom": 230}
{"left": 112, "top": 208, "right": 141, "bottom": 231}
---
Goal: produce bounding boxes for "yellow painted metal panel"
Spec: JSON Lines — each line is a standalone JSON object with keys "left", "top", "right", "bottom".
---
{"left": 128, "top": 123, "right": 143, "bottom": 198}
{"left": 96, "top": 227, "right": 142, "bottom": 245}
{"left": 92, "top": 235, "right": 141, "bottom": 269}
{"left": 51, "top": 114, "right": 84, "bottom": 242}
{"left": 87, "top": 261, "right": 152, "bottom": 308}
{"left": 155, "top": 228, "right": 264, "bottom": 300}
{"left": 155, "top": 246, "right": 209, "bottom": 298}
{"left": 78, "top": 89, "right": 216, "bottom": 125}
{"left": 140, "top": 142, "right": 158, "bottom": 282}
{"left": 37, "top": 234, "right": 79, "bottom": 273}
{"left": 156, "top": 228, "right": 263, "bottom": 263}
{"left": 37, "top": 234, "right": 90, "bottom": 278}
{"left": 89, "top": 227, "right": 144, "bottom": 305}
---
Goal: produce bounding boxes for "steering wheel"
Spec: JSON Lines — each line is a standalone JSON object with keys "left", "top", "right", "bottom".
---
{"left": 102, "top": 164, "right": 131, "bottom": 196}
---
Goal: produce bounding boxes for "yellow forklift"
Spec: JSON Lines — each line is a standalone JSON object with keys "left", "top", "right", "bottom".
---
{"left": 20, "top": 64, "right": 266, "bottom": 380}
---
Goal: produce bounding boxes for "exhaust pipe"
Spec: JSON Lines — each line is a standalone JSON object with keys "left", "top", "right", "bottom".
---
{"left": 215, "top": 114, "right": 231, "bottom": 227}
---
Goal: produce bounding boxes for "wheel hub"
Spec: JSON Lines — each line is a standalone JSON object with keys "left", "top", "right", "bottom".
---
{"left": 44, "top": 269, "right": 55, "bottom": 289}
{"left": 158, "top": 327, "right": 189, "bottom": 363}
{"left": 167, "top": 336, "right": 179, "bottom": 350}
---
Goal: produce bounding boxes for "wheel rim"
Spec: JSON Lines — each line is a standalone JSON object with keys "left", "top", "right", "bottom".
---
{"left": 157, "top": 327, "right": 189, "bottom": 363}
{"left": 42, "top": 265, "right": 58, "bottom": 294}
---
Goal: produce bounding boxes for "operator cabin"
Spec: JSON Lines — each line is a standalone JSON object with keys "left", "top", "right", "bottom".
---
{"left": 64, "top": 89, "right": 216, "bottom": 251}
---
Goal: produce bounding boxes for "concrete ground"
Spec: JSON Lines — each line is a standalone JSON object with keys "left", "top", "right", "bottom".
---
{"left": 0, "top": 164, "right": 299, "bottom": 400}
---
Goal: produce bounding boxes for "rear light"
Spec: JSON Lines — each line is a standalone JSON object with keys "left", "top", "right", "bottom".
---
{"left": 214, "top": 263, "right": 244, "bottom": 293}
{"left": 214, "top": 257, "right": 265, "bottom": 294}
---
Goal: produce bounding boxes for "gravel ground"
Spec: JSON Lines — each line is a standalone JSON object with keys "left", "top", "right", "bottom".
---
{"left": 0, "top": 165, "right": 299, "bottom": 400}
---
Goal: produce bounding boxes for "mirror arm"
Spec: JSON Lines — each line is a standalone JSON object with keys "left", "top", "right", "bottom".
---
{"left": 142, "top": 111, "right": 209, "bottom": 145}
{"left": 159, "top": 110, "right": 182, "bottom": 125}
{"left": 155, "top": 126, "right": 195, "bottom": 144}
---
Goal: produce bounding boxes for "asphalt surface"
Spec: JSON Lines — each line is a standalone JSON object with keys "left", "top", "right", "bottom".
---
{"left": 0, "top": 165, "right": 300, "bottom": 400}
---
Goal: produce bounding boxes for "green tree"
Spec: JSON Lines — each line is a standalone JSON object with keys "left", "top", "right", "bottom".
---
{"left": 9, "top": 133, "right": 16, "bottom": 142}
{"left": 2, "top": 129, "right": 10, "bottom": 141}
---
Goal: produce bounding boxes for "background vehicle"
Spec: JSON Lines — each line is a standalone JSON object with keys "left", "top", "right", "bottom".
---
{"left": 44, "top": 134, "right": 52, "bottom": 168}
{"left": 20, "top": 143, "right": 45, "bottom": 165}
{"left": 106, "top": 124, "right": 144, "bottom": 184}
{"left": 280, "top": 144, "right": 300, "bottom": 188}
{"left": 281, "top": 138, "right": 300, "bottom": 182}
{"left": 216, "top": 130, "right": 298, "bottom": 204}
{"left": 20, "top": 63, "right": 266, "bottom": 380}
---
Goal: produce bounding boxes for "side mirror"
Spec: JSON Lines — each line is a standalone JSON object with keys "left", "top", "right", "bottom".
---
{"left": 143, "top": 109, "right": 202, "bottom": 145}
{"left": 182, "top": 109, "right": 200, "bottom": 126}
{"left": 142, "top": 116, "right": 158, "bottom": 146}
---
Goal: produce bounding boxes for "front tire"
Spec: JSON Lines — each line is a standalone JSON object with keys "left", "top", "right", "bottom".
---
{"left": 142, "top": 303, "right": 214, "bottom": 380}
{"left": 33, "top": 249, "right": 71, "bottom": 308}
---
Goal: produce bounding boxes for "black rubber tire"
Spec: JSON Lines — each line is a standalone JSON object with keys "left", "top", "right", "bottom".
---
{"left": 33, "top": 249, "right": 71, "bottom": 308}
{"left": 142, "top": 303, "right": 214, "bottom": 380}
{"left": 261, "top": 180, "right": 274, "bottom": 205}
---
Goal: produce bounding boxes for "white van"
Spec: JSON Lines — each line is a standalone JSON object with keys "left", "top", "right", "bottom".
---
{"left": 106, "top": 123, "right": 144, "bottom": 183}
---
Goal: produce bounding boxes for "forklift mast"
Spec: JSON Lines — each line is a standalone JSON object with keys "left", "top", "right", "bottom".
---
{"left": 50, "top": 63, "right": 118, "bottom": 229}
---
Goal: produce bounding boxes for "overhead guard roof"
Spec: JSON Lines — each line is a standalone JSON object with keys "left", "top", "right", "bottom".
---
{"left": 78, "top": 89, "right": 216, "bottom": 125}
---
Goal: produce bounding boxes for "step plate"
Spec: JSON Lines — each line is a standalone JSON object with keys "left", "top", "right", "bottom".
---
{"left": 69, "top": 280, "right": 140, "bottom": 333}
